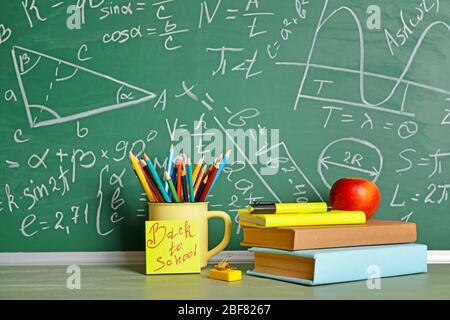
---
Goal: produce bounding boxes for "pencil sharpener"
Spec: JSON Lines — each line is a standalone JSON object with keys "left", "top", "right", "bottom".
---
{"left": 208, "top": 268, "right": 242, "bottom": 282}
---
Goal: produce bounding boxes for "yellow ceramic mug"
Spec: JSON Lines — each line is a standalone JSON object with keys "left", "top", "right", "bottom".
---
{"left": 148, "top": 202, "right": 232, "bottom": 268}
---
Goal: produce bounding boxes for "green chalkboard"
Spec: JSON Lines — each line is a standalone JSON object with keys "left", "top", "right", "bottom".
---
{"left": 1, "top": 0, "right": 449, "bottom": 251}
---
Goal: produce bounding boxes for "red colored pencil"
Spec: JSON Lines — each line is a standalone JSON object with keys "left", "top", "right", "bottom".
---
{"left": 140, "top": 159, "right": 163, "bottom": 202}
{"left": 176, "top": 153, "right": 183, "bottom": 200}
{"left": 198, "top": 162, "right": 219, "bottom": 202}
{"left": 195, "top": 174, "right": 209, "bottom": 202}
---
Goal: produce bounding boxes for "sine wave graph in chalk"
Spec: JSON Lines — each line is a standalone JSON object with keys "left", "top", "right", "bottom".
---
{"left": 277, "top": 0, "right": 450, "bottom": 118}
{"left": 11, "top": 46, "right": 157, "bottom": 128}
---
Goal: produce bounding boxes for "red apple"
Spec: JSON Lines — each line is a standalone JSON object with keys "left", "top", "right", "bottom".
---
{"left": 329, "top": 177, "right": 381, "bottom": 219}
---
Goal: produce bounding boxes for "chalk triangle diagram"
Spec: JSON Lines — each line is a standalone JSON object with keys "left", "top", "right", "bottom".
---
{"left": 11, "top": 46, "right": 156, "bottom": 128}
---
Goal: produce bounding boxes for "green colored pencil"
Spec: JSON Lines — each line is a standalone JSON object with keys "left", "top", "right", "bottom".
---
{"left": 186, "top": 156, "right": 195, "bottom": 202}
{"left": 164, "top": 171, "right": 180, "bottom": 203}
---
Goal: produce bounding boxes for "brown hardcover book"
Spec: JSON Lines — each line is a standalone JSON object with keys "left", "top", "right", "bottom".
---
{"left": 254, "top": 252, "right": 315, "bottom": 280}
{"left": 241, "top": 220, "right": 416, "bottom": 250}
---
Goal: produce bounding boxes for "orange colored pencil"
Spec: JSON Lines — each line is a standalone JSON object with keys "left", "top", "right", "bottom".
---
{"left": 193, "top": 165, "right": 207, "bottom": 198}
{"left": 198, "top": 162, "right": 219, "bottom": 202}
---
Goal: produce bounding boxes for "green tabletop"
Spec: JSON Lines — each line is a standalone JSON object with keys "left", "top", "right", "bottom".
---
{"left": 1, "top": 264, "right": 449, "bottom": 300}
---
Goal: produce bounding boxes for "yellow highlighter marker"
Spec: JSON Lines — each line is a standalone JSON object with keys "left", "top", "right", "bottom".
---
{"left": 247, "top": 202, "right": 328, "bottom": 214}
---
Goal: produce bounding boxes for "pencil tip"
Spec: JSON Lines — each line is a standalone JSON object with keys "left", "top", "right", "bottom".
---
{"left": 197, "top": 156, "right": 204, "bottom": 164}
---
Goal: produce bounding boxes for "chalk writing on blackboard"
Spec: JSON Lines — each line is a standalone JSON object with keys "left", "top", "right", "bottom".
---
{"left": 317, "top": 137, "right": 383, "bottom": 189}
{"left": 11, "top": 46, "right": 157, "bottom": 128}
{"left": 0, "top": 0, "right": 449, "bottom": 251}
{"left": 286, "top": 0, "right": 449, "bottom": 112}
{"left": 0, "top": 23, "right": 12, "bottom": 46}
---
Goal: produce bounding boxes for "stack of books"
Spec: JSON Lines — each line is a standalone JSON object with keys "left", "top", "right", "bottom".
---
{"left": 239, "top": 203, "right": 427, "bottom": 286}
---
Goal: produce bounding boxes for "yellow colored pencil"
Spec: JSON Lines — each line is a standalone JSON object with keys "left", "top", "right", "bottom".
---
{"left": 129, "top": 152, "right": 156, "bottom": 202}
{"left": 192, "top": 156, "right": 204, "bottom": 183}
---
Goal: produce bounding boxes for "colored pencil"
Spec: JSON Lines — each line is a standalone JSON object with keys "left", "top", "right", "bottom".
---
{"left": 186, "top": 157, "right": 195, "bottom": 202}
{"left": 191, "top": 156, "right": 204, "bottom": 183}
{"left": 204, "top": 162, "right": 213, "bottom": 180}
{"left": 129, "top": 152, "right": 156, "bottom": 202}
{"left": 163, "top": 144, "right": 174, "bottom": 194}
{"left": 181, "top": 165, "right": 189, "bottom": 202}
{"left": 140, "top": 159, "right": 163, "bottom": 202}
{"left": 176, "top": 153, "right": 183, "bottom": 200}
{"left": 216, "top": 153, "right": 223, "bottom": 164}
{"left": 170, "top": 165, "right": 177, "bottom": 201}
{"left": 210, "top": 150, "right": 230, "bottom": 190}
{"left": 144, "top": 153, "right": 172, "bottom": 202}
{"left": 167, "top": 166, "right": 173, "bottom": 198}
{"left": 193, "top": 165, "right": 206, "bottom": 198}
{"left": 198, "top": 162, "right": 219, "bottom": 202}
{"left": 205, "top": 155, "right": 220, "bottom": 178}
{"left": 130, "top": 146, "right": 230, "bottom": 203}
{"left": 195, "top": 174, "right": 209, "bottom": 202}
{"left": 164, "top": 171, "right": 180, "bottom": 203}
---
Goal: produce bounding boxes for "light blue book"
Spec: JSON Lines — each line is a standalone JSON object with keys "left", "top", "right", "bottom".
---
{"left": 248, "top": 244, "right": 427, "bottom": 286}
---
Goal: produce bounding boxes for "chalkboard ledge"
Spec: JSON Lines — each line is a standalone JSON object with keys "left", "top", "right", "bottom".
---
{"left": 0, "top": 251, "right": 448, "bottom": 265}
{"left": 0, "top": 250, "right": 255, "bottom": 265}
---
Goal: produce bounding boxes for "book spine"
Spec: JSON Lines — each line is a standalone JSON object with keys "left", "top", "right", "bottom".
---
{"left": 291, "top": 223, "right": 417, "bottom": 250}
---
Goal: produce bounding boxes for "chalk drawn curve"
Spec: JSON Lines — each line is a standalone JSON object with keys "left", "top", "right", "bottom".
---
{"left": 293, "top": 0, "right": 450, "bottom": 111}
{"left": 317, "top": 137, "right": 383, "bottom": 189}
